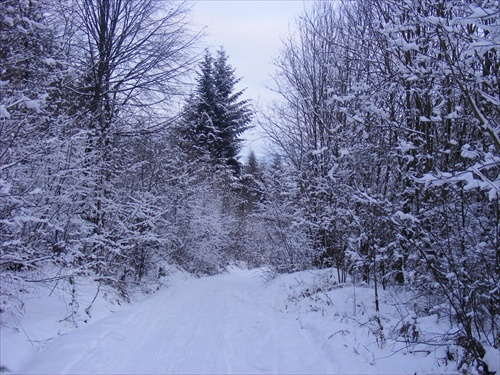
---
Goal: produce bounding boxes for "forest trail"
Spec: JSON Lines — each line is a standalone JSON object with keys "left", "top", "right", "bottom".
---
{"left": 17, "top": 268, "right": 335, "bottom": 374}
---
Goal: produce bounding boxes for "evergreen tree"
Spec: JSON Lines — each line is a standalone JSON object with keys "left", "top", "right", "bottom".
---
{"left": 181, "top": 48, "right": 253, "bottom": 174}
{"left": 240, "top": 150, "right": 263, "bottom": 210}
{"left": 244, "top": 150, "right": 260, "bottom": 176}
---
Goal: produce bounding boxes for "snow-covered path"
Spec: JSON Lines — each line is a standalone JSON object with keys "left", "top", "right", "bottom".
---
{"left": 17, "top": 268, "right": 334, "bottom": 374}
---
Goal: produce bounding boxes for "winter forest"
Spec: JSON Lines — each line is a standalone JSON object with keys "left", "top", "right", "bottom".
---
{"left": 1, "top": 0, "right": 499, "bottom": 373}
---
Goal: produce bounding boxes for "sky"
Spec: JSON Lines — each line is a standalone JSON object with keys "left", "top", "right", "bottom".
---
{"left": 190, "top": 0, "right": 306, "bottom": 159}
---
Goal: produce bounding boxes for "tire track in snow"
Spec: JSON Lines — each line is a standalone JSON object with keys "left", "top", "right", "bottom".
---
{"left": 16, "top": 268, "right": 335, "bottom": 374}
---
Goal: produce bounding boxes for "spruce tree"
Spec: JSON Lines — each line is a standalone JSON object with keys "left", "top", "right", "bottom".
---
{"left": 181, "top": 48, "right": 253, "bottom": 174}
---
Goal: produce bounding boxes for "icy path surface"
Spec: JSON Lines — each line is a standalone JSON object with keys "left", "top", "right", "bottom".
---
{"left": 17, "top": 268, "right": 334, "bottom": 374}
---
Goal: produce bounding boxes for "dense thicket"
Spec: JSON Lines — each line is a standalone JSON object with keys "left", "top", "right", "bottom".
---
{"left": 0, "top": 0, "right": 260, "bottom": 317}
{"left": 1, "top": 0, "right": 203, "bottom": 312}
{"left": 262, "top": 0, "right": 499, "bottom": 371}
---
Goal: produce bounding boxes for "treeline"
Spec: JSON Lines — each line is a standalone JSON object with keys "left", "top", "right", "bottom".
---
{"left": 1, "top": 0, "right": 197, "bottom": 285}
{"left": 0, "top": 0, "right": 261, "bottom": 310}
{"left": 0, "top": 0, "right": 305, "bottom": 314}
{"left": 262, "top": 0, "right": 499, "bottom": 371}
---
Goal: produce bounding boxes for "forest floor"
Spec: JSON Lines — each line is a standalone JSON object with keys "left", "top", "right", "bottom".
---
{"left": 2, "top": 266, "right": 495, "bottom": 374}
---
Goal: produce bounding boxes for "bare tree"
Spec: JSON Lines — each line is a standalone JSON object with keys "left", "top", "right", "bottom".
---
{"left": 59, "top": 0, "right": 201, "bottom": 279}
{"left": 73, "top": 0, "right": 199, "bottom": 133}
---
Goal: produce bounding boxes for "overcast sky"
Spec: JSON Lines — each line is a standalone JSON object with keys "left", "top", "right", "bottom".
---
{"left": 190, "top": 0, "right": 305, "bottom": 159}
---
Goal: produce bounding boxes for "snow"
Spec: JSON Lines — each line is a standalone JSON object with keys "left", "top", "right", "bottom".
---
{"left": 461, "top": 171, "right": 481, "bottom": 190}
{"left": 3, "top": 16, "right": 14, "bottom": 27}
{"left": 484, "top": 345, "right": 500, "bottom": 374}
{"left": 2, "top": 267, "right": 466, "bottom": 374}
{"left": 339, "top": 148, "right": 349, "bottom": 157}
{"left": 397, "top": 140, "right": 416, "bottom": 154}
{"left": 24, "top": 100, "right": 41, "bottom": 111}
{"left": 461, "top": 144, "right": 480, "bottom": 159}
{"left": 28, "top": 188, "right": 42, "bottom": 195}
{"left": 392, "top": 38, "right": 419, "bottom": 52}
{"left": 43, "top": 58, "right": 57, "bottom": 66}
{"left": 393, "top": 210, "right": 420, "bottom": 223}
{"left": 311, "top": 147, "right": 328, "bottom": 156}
{"left": 468, "top": 5, "right": 496, "bottom": 19}
{"left": 0, "top": 105, "right": 10, "bottom": 119}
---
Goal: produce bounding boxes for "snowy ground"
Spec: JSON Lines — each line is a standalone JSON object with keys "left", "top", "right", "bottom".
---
{"left": 2, "top": 267, "right": 495, "bottom": 374}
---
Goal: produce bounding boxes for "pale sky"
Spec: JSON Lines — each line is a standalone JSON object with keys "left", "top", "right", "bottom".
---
{"left": 191, "top": 0, "right": 305, "bottom": 159}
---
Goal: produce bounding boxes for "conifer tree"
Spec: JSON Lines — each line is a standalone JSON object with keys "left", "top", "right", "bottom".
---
{"left": 181, "top": 48, "right": 253, "bottom": 174}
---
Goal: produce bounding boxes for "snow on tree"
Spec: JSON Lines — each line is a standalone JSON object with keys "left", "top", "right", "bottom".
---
{"left": 1, "top": 0, "right": 200, "bottom": 315}
{"left": 179, "top": 48, "right": 253, "bottom": 175}
{"left": 264, "top": 0, "right": 499, "bottom": 371}
{"left": 58, "top": 0, "right": 199, "bottom": 282}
